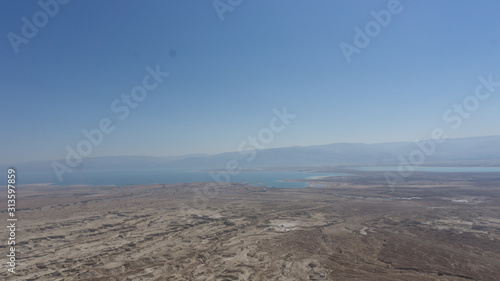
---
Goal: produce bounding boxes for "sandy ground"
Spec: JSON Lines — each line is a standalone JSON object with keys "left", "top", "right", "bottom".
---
{"left": 1, "top": 171, "right": 499, "bottom": 280}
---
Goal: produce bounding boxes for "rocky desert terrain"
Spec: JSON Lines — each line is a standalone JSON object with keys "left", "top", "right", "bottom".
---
{"left": 1, "top": 171, "right": 499, "bottom": 280}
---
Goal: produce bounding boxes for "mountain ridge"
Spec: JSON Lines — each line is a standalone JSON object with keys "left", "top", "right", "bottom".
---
{"left": 5, "top": 135, "right": 500, "bottom": 172}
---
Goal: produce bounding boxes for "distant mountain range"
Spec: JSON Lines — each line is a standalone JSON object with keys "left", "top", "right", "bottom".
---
{"left": 6, "top": 135, "right": 500, "bottom": 173}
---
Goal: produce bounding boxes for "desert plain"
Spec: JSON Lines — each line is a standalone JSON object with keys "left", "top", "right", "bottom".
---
{"left": 1, "top": 170, "right": 500, "bottom": 280}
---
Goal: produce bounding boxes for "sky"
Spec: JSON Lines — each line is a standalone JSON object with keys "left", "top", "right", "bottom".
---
{"left": 1, "top": 0, "right": 500, "bottom": 165}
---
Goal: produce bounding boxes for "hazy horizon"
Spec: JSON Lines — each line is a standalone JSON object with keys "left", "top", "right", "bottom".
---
{"left": 1, "top": 133, "right": 499, "bottom": 166}
{"left": 3, "top": 133, "right": 500, "bottom": 168}
{"left": 2, "top": 2, "right": 500, "bottom": 279}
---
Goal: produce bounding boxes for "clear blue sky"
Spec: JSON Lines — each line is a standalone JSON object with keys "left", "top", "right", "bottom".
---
{"left": 1, "top": 0, "right": 499, "bottom": 164}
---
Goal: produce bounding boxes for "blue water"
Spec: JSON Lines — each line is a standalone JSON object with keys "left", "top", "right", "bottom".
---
{"left": 18, "top": 168, "right": 347, "bottom": 188}
{"left": 352, "top": 166, "right": 500, "bottom": 173}
{"left": 19, "top": 166, "right": 499, "bottom": 187}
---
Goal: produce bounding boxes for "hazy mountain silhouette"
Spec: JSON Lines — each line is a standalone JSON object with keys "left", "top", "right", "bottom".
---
{"left": 7, "top": 135, "right": 500, "bottom": 172}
